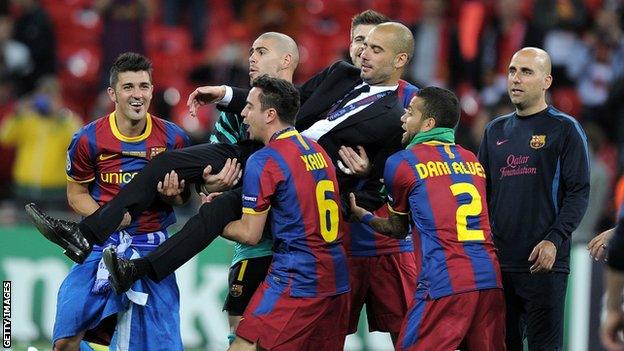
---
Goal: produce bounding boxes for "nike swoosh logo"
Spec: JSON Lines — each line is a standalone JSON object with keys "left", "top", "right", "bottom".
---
{"left": 496, "top": 140, "right": 509, "bottom": 146}
{"left": 98, "top": 154, "right": 117, "bottom": 161}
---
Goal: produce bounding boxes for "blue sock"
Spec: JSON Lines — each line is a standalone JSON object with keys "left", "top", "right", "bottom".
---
{"left": 228, "top": 333, "right": 236, "bottom": 345}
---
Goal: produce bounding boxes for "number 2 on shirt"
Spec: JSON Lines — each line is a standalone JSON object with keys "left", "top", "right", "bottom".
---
{"left": 450, "top": 182, "right": 485, "bottom": 241}
{"left": 315, "top": 180, "right": 339, "bottom": 242}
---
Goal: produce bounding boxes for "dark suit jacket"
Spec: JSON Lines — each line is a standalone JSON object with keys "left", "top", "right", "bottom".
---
{"left": 224, "top": 61, "right": 405, "bottom": 213}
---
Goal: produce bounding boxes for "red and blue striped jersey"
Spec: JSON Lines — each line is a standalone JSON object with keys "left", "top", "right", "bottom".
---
{"left": 66, "top": 112, "right": 190, "bottom": 235}
{"left": 385, "top": 142, "right": 502, "bottom": 299}
{"left": 398, "top": 79, "right": 419, "bottom": 108}
{"left": 347, "top": 79, "right": 419, "bottom": 257}
{"left": 242, "top": 129, "right": 349, "bottom": 298}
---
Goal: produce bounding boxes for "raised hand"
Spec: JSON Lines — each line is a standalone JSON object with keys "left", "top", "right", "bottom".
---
{"left": 338, "top": 145, "right": 371, "bottom": 177}
{"left": 187, "top": 85, "right": 226, "bottom": 117}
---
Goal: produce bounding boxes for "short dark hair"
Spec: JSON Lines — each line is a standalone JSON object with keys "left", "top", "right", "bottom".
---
{"left": 251, "top": 75, "right": 300, "bottom": 125}
{"left": 351, "top": 10, "right": 389, "bottom": 31}
{"left": 416, "top": 86, "right": 460, "bottom": 129}
{"left": 109, "top": 52, "right": 153, "bottom": 88}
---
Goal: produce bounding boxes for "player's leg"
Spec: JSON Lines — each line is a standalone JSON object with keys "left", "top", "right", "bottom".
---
{"left": 366, "top": 252, "right": 417, "bottom": 344}
{"left": 345, "top": 256, "right": 371, "bottom": 336}
{"left": 26, "top": 142, "right": 248, "bottom": 263}
{"left": 395, "top": 293, "right": 475, "bottom": 351}
{"left": 110, "top": 269, "right": 182, "bottom": 351}
{"left": 464, "top": 289, "right": 506, "bottom": 351}
{"left": 52, "top": 250, "right": 119, "bottom": 351}
{"left": 303, "top": 292, "right": 350, "bottom": 351}
{"left": 236, "top": 280, "right": 331, "bottom": 350}
{"left": 523, "top": 273, "right": 568, "bottom": 351}
{"left": 502, "top": 272, "right": 526, "bottom": 351}
{"left": 223, "top": 256, "right": 273, "bottom": 344}
{"left": 104, "top": 188, "right": 246, "bottom": 293}
{"left": 81, "top": 143, "right": 243, "bottom": 244}
{"left": 228, "top": 337, "right": 258, "bottom": 351}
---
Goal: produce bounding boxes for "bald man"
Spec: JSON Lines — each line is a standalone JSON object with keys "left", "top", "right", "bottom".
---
{"left": 29, "top": 24, "right": 416, "bottom": 347}
{"left": 26, "top": 31, "right": 302, "bottom": 284}
{"left": 478, "top": 47, "right": 590, "bottom": 350}
{"left": 205, "top": 21, "right": 418, "bottom": 345}
{"left": 183, "top": 31, "right": 300, "bottom": 345}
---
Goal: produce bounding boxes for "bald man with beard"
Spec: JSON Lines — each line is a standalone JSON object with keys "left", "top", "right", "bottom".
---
{"left": 478, "top": 47, "right": 590, "bottom": 351}
{"left": 28, "top": 24, "right": 419, "bottom": 348}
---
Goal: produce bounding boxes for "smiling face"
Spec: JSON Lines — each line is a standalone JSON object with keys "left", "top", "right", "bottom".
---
{"left": 507, "top": 49, "right": 552, "bottom": 114}
{"left": 108, "top": 70, "right": 152, "bottom": 122}
{"left": 350, "top": 24, "right": 375, "bottom": 68}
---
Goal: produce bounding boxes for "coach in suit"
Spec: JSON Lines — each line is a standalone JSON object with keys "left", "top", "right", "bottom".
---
{"left": 27, "top": 23, "right": 415, "bottom": 294}
{"left": 222, "top": 57, "right": 405, "bottom": 211}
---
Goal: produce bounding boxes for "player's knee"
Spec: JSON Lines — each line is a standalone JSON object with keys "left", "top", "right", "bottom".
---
{"left": 228, "top": 336, "right": 258, "bottom": 351}
{"left": 53, "top": 337, "right": 81, "bottom": 351}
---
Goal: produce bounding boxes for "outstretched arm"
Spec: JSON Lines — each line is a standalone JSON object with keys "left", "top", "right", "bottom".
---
{"left": 349, "top": 193, "right": 409, "bottom": 238}
{"left": 222, "top": 212, "right": 267, "bottom": 246}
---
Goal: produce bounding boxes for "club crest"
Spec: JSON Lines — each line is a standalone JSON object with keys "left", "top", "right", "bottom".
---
{"left": 530, "top": 135, "right": 546, "bottom": 149}
{"left": 149, "top": 147, "right": 167, "bottom": 158}
{"left": 230, "top": 284, "right": 243, "bottom": 297}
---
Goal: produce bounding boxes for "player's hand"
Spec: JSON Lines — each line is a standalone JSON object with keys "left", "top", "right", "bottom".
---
{"left": 201, "top": 158, "right": 241, "bottom": 193}
{"left": 338, "top": 145, "right": 371, "bottom": 177}
{"left": 349, "top": 193, "right": 371, "bottom": 221}
{"left": 187, "top": 85, "right": 226, "bottom": 117}
{"left": 117, "top": 212, "right": 132, "bottom": 230}
{"left": 601, "top": 309, "right": 624, "bottom": 351}
{"left": 528, "top": 240, "right": 557, "bottom": 274}
{"left": 157, "top": 170, "right": 186, "bottom": 197}
{"left": 199, "top": 192, "right": 223, "bottom": 205}
{"left": 588, "top": 228, "right": 614, "bottom": 262}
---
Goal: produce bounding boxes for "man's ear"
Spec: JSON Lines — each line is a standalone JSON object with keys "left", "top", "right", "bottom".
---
{"left": 394, "top": 53, "right": 409, "bottom": 69}
{"left": 107, "top": 87, "right": 116, "bottom": 103}
{"left": 543, "top": 74, "right": 553, "bottom": 91}
{"left": 423, "top": 117, "right": 436, "bottom": 131}
{"left": 281, "top": 54, "right": 292, "bottom": 70}
{"left": 265, "top": 108, "right": 278, "bottom": 123}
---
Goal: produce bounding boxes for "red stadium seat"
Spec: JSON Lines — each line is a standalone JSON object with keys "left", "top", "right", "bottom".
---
{"left": 551, "top": 88, "right": 582, "bottom": 119}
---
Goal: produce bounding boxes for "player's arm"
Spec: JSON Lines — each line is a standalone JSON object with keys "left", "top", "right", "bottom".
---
{"left": 67, "top": 180, "right": 132, "bottom": 229}
{"left": 543, "top": 125, "right": 590, "bottom": 249}
{"left": 602, "top": 217, "right": 624, "bottom": 351}
{"left": 222, "top": 212, "right": 267, "bottom": 246}
{"left": 67, "top": 181, "right": 100, "bottom": 217}
{"left": 349, "top": 193, "right": 409, "bottom": 238}
{"left": 530, "top": 125, "right": 590, "bottom": 273}
{"left": 601, "top": 267, "right": 624, "bottom": 351}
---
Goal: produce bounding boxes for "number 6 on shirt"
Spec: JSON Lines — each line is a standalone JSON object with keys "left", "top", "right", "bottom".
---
{"left": 315, "top": 180, "right": 339, "bottom": 242}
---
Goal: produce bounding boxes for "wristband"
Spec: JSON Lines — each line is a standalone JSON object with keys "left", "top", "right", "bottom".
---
{"left": 361, "top": 213, "right": 374, "bottom": 225}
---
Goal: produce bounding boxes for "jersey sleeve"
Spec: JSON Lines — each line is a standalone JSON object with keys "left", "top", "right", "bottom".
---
{"left": 241, "top": 151, "right": 282, "bottom": 215}
{"left": 66, "top": 129, "right": 95, "bottom": 183}
{"left": 544, "top": 121, "right": 590, "bottom": 248}
{"left": 208, "top": 111, "right": 245, "bottom": 144}
{"left": 384, "top": 153, "right": 413, "bottom": 215}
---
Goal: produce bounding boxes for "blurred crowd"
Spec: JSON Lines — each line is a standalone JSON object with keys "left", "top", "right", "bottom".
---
{"left": 0, "top": 0, "right": 623, "bottom": 243}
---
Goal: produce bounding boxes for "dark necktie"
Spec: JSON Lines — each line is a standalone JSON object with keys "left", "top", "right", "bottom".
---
{"left": 331, "top": 84, "right": 371, "bottom": 112}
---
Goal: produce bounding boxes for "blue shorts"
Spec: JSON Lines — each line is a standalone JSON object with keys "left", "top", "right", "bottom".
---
{"left": 53, "top": 231, "right": 182, "bottom": 351}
